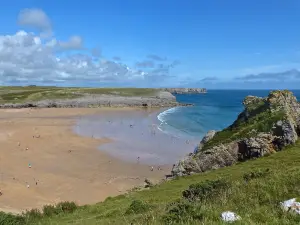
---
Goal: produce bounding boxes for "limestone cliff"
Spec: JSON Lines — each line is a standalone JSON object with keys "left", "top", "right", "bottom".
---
{"left": 172, "top": 90, "right": 300, "bottom": 176}
{"left": 161, "top": 88, "right": 207, "bottom": 94}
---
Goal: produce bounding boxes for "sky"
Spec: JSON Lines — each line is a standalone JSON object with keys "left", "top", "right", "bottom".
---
{"left": 1, "top": 0, "right": 300, "bottom": 89}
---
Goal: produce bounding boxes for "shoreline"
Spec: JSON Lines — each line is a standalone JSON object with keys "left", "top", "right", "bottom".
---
{"left": 0, "top": 108, "right": 171, "bottom": 214}
{"left": 74, "top": 107, "right": 200, "bottom": 165}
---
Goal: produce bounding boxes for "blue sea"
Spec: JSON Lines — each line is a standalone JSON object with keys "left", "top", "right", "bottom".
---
{"left": 157, "top": 90, "right": 300, "bottom": 140}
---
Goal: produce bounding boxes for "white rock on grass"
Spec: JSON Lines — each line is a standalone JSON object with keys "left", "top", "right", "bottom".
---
{"left": 221, "top": 211, "right": 241, "bottom": 222}
{"left": 281, "top": 198, "right": 300, "bottom": 214}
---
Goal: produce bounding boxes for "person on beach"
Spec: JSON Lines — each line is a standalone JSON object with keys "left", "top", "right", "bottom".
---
{"left": 137, "top": 157, "right": 140, "bottom": 163}
{"left": 151, "top": 166, "right": 154, "bottom": 171}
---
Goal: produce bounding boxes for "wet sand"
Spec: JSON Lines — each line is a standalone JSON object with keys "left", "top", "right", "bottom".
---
{"left": 0, "top": 108, "right": 169, "bottom": 213}
{"left": 74, "top": 109, "right": 200, "bottom": 165}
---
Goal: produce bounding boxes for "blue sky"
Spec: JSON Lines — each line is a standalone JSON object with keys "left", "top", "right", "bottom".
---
{"left": 1, "top": 0, "right": 300, "bottom": 89}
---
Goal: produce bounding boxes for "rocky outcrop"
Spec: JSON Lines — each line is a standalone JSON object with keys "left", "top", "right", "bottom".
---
{"left": 0, "top": 91, "right": 192, "bottom": 109}
{"left": 161, "top": 88, "right": 207, "bottom": 94}
{"left": 196, "top": 130, "right": 216, "bottom": 152}
{"left": 173, "top": 90, "right": 300, "bottom": 176}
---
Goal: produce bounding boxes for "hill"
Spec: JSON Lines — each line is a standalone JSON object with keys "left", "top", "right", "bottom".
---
{"left": 0, "top": 86, "right": 207, "bottom": 108}
{"left": 0, "top": 86, "right": 177, "bottom": 108}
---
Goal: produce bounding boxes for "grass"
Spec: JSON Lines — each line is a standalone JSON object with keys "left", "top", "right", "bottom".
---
{"left": 3, "top": 141, "right": 300, "bottom": 224}
{"left": 0, "top": 86, "right": 159, "bottom": 104}
{"left": 202, "top": 109, "right": 286, "bottom": 150}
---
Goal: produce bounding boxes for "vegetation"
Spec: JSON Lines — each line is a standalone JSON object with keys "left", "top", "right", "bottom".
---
{"left": 182, "top": 179, "right": 231, "bottom": 202}
{"left": 125, "top": 200, "right": 153, "bottom": 215}
{"left": 0, "top": 86, "right": 159, "bottom": 104}
{"left": 202, "top": 109, "right": 286, "bottom": 150}
{"left": 2, "top": 141, "right": 300, "bottom": 224}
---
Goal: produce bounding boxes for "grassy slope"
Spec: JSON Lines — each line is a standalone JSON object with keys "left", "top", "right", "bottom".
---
{"left": 18, "top": 142, "right": 300, "bottom": 225}
{"left": 0, "top": 86, "right": 158, "bottom": 104}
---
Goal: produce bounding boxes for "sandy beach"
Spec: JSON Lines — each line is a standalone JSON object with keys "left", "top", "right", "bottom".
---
{"left": 0, "top": 108, "right": 170, "bottom": 214}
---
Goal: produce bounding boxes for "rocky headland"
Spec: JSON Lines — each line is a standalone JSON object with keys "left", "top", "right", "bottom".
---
{"left": 0, "top": 88, "right": 203, "bottom": 108}
{"left": 172, "top": 90, "right": 300, "bottom": 176}
{"left": 161, "top": 88, "right": 207, "bottom": 94}
{"left": 0, "top": 92, "right": 180, "bottom": 108}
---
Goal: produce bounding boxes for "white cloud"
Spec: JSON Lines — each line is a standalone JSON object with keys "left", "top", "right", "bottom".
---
{"left": 18, "top": 8, "right": 52, "bottom": 37}
{"left": 59, "top": 35, "right": 83, "bottom": 50}
{"left": 0, "top": 8, "right": 179, "bottom": 86}
{"left": 0, "top": 30, "right": 146, "bottom": 85}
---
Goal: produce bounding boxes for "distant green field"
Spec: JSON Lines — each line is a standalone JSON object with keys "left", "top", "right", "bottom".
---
{"left": 0, "top": 86, "right": 158, "bottom": 104}
{"left": 3, "top": 142, "right": 300, "bottom": 224}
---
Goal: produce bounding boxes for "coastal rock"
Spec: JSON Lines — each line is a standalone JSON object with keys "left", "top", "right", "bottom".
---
{"left": 0, "top": 88, "right": 200, "bottom": 108}
{"left": 161, "top": 88, "right": 207, "bottom": 94}
{"left": 173, "top": 142, "right": 239, "bottom": 175}
{"left": 0, "top": 91, "right": 180, "bottom": 109}
{"left": 201, "top": 130, "right": 216, "bottom": 144}
{"left": 272, "top": 120, "right": 298, "bottom": 145}
{"left": 281, "top": 198, "right": 300, "bottom": 215}
{"left": 172, "top": 90, "right": 300, "bottom": 176}
{"left": 197, "top": 130, "right": 216, "bottom": 152}
{"left": 237, "top": 133, "right": 278, "bottom": 160}
{"left": 221, "top": 211, "right": 241, "bottom": 222}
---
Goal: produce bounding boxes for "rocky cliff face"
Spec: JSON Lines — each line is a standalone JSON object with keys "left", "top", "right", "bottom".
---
{"left": 172, "top": 90, "right": 300, "bottom": 176}
{"left": 161, "top": 88, "right": 207, "bottom": 94}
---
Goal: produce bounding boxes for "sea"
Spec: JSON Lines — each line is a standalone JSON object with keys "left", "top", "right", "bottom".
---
{"left": 74, "top": 90, "right": 300, "bottom": 165}
{"left": 157, "top": 90, "right": 300, "bottom": 140}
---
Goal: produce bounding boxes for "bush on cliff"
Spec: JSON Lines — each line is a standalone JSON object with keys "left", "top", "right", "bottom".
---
{"left": 243, "top": 168, "right": 272, "bottom": 182}
{"left": 162, "top": 200, "right": 203, "bottom": 224}
{"left": 182, "top": 179, "right": 230, "bottom": 202}
{"left": 125, "top": 200, "right": 152, "bottom": 215}
{"left": 0, "top": 212, "right": 25, "bottom": 225}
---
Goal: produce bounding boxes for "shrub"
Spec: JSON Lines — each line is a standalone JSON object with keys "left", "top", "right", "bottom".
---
{"left": 56, "top": 201, "right": 78, "bottom": 213}
{"left": 182, "top": 179, "right": 230, "bottom": 201}
{"left": 42, "top": 205, "right": 59, "bottom": 217}
{"left": 42, "top": 201, "right": 78, "bottom": 216}
{"left": 23, "top": 208, "right": 43, "bottom": 220}
{"left": 0, "top": 211, "right": 25, "bottom": 225}
{"left": 125, "top": 200, "right": 152, "bottom": 215}
{"left": 243, "top": 168, "right": 271, "bottom": 182}
{"left": 104, "top": 196, "right": 113, "bottom": 202}
{"left": 162, "top": 200, "right": 203, "bottom": 224}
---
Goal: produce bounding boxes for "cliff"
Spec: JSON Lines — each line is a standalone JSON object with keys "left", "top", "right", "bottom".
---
{"left": 161, "top": 88, "right": 207, "bottom": 94}
{"left": 173, "top": 90, "right": 300, "bottom": 176}
{"left": 0, "top": 87, "right": 192, "bottom": 108}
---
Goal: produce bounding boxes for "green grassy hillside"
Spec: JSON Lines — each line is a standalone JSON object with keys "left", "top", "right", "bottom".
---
{"left": 4, "top": 142, "right": 300, "bottom": 225}
{"left": 0, "top": 86, "right": 158, "bottom": 104}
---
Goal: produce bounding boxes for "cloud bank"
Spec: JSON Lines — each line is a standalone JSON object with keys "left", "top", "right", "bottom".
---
{"left": 236, "top": 69, "right": 300, "bottom": 81}
{"left": 0, "top": 8, "right": 179, "bottom": 86}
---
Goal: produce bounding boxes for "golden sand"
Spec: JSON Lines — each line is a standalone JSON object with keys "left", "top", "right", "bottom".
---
{"left": 0, "top": 108, "right": 168, "bottom": 213}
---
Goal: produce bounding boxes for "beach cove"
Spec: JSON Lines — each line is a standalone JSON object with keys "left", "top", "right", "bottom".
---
{"left": 0, "top": 108, "right": 174, "bottom": 213}
{"left": 74, "top": 108, "right": 200, "bottom": 165}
